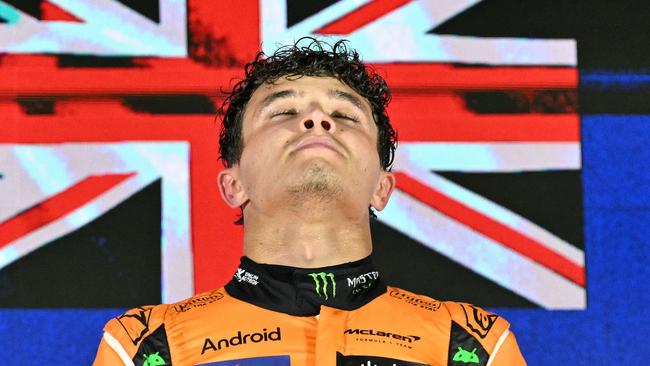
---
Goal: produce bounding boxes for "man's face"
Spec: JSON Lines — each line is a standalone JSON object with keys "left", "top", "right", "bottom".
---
{"left": 222, "top": 76, "right": 394, "bottom": 218}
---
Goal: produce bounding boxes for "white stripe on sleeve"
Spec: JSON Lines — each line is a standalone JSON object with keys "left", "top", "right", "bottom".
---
{"left": 103, "top": 331, "right": 135, "bottom": 366}
{"left": 486, "top": 328, "right": 511, "bottom": 366}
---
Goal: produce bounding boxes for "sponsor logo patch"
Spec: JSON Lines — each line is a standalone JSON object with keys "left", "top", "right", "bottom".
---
{"left": 390, "top": 290, "right": 441, "bottom": 311}
{"left": 174, "top": 290, "right": 224, "bottom": 313}
{"left": 200, "top": 355, "right": 291, "bottom": 366}
{"left": 201, "top": 327, "right": 282, "bottom": 354}
{"left": 347, "top": 271, "right": 379, "bottom": 294}
{"left": 344, "top": 328, "right": 421, "bottom": 349}
{"left": 461, "top": 304, "right": 498, "bottom": 339}
{"left": 116, "top": 306, "right": 153, "bottom": 345}
{"left": 452, "top": 347, "right": 480, "bottom": 364}
{"left": 132, "top": 325, "right": 172, "bottom": 366}
{"left": 142, "top": 352, "right": 166, "bottom": 366}
{"left": 235, "top": 268, "right": 260, "bottom": 286}
{"left": 336, "top": 352, "right": 427, "bottom": 366}
{"left": 448, "top": 322, "right": 488, "bottom": 366}
{"left": 308, "top": 272, "right": 336, "bottom": 300}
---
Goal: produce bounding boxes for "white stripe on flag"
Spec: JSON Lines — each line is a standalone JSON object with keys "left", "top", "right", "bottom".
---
{"left": 263, "top": 0, "right": 577, "bottom": 65}
{"left": 276, "top": 0, "right": 372, "bottom": 37}
{"left": 1, "top": 0, "right": 187, "bottom": 56}
{"left": 0, "top": 143, "right": 193, "bottom": 303}
{"left": 0, "top": 171, "right": 152, "bottom": 270}
{"left": 395, "top": 164, "right": 585, "bottom": 267}
{"left": 395, "top": 142, "right": 581, "bottom": 172}
{"left": 380, "top": 189, "right": 586, "bottom": 309}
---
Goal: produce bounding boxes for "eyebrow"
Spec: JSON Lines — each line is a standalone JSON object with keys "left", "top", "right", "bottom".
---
{"left": 328, "top": 89, "right": 369, "bottom": 113}
{"left": 259, "top": 89, "right": 300, "bottom": 111}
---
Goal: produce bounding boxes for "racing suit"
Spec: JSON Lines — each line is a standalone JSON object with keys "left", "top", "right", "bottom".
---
{"left": 93, "top": 256, "right": 527, "bottom": 366}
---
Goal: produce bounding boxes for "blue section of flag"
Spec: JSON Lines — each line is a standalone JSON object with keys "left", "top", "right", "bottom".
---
{"left": 201, "top": 355, "right": 291, "bottom": 366}
{"left": 582, "top": 72, "right": 650, "bottom": 88}
{"left": 495, "top": 114, "right": 650, "bottom": 365}
{"left": 0, "top": 308, "right": 125, "bottom": 364}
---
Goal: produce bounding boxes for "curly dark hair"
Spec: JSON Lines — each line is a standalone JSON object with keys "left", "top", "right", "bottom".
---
{"left": 218, "top": 37, "right": 397, "bottom": 224}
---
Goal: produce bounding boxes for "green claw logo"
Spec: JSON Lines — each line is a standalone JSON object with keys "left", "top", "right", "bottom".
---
{"left": 142, "top": 352, "right": 166, "bottom": 366}
{"left": 308, "top": 272, "right": 336, "bottom": 300}
{"left": 452, "top": 346, "right": 479, "bottom": 364}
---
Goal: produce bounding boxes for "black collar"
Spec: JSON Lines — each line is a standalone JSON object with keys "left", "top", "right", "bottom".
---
{"left": 225, "top": 256, "right": 387, "bottom": 316}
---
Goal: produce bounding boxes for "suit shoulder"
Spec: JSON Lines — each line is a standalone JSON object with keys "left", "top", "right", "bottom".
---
{"left": 103, "top": 303, "right": 171, "bottom": 357}
{"left": 103, "top": 289, "right": 228, "bottom": 346}
{"left": 384, "top": 286, "right": 443, "bottom": 312}
{"left": 101, "top": 288, "right": 228, "bottom": 364}
{"left": 442, "top": 300, "right": 511, "bottom": 354}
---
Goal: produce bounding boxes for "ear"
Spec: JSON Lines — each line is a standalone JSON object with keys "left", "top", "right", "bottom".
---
{"left": 217, "top": 167, "right": 249, "bottom": 208}
{"left": 370, "top": 171, "right": 395, "bottom": 211}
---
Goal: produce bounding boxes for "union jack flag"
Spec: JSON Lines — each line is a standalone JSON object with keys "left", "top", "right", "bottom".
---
{"left": 0, "top": 0, "right": 583, "bottom": 311}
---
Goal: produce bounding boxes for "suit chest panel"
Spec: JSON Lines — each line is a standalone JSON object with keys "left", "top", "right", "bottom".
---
{"left": 170, "top": 299, "right": 448, "bottom": 366}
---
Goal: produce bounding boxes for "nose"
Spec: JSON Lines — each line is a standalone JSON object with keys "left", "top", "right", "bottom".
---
{"left": 303, "top": 119, "right": 332, "bottom": 131}
{"left": 301, "top": 107, "right": 335, "bottom": 133}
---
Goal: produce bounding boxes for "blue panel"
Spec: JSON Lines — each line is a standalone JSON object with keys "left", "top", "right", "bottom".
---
{"left": 0, "top": 309, "right": 125, "bottom": 364}
{"left": 493, "top": 114, "right": 650, "bottom": 364}
{"left": 582, "top": 72, "right": 650, "bottom": 88}
{"left": 581, "top": 116, "right": 650, "bottom": 208}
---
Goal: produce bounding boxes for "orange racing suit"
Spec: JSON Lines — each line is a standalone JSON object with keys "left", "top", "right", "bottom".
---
{"left": 93, "top": 256, "right": 526, "bottom": 366}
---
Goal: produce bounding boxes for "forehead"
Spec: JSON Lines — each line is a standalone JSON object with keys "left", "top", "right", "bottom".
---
{"left": 246, "top": 76, "right": 371, "bottom": 112}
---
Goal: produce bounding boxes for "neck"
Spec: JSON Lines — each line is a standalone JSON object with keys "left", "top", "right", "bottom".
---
{"left": 242, "top": 208, "right": 373, "bottom": 268}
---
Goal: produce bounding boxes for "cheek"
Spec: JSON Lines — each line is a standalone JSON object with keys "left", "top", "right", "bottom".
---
{"left": 358, "top": 134, "right": 381, "bottom": 165}
{"left": 239, "top": 134, "right": 283, "bottom": 180}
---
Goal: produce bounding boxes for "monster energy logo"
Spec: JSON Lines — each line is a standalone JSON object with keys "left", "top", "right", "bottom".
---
{"left": 308, "top": 272, "right": 336, "bottom": 300}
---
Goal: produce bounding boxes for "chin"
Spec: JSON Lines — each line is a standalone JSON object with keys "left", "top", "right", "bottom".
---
{"left": 283, "top": 166, "right": 342, "bottom": 203}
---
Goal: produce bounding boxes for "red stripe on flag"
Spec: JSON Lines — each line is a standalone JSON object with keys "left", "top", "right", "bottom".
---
{"left": 317, "top": 0, "right": 413, "bottom": 35}
{"left": 41, "top": 1, "right": 83, "bottom": 22}
{"left": 394, "top": 172, "right": 586, "bottom": 287}
{"left": 0, "top": 173, "right": 135, "bottom": 249}
{"left": 382, "top": 64, "right": 578, "bottom": 90}
{"left": 390, "top": 113, "right": 580, "bottom": 142}
{"left": 0, "top": 59, "right": 575, "bottom": 96}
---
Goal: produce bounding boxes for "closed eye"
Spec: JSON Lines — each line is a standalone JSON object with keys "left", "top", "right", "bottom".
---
{"left": 271, "top": 109, "right": 298, "bottom": 118}
{"left": 331, "top": 111, "right": 359, "bottom": 122}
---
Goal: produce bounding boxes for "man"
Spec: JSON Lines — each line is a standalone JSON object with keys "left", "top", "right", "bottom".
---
{"left": 93, "top": 38, "right": 527, "bottom": 366}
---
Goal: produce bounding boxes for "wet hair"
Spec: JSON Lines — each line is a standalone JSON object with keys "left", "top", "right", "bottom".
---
{"left": 218, "top": 37, "right": 397, "bottom": 224}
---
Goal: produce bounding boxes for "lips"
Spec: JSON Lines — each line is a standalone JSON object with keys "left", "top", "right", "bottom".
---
{"left": 293, "top": 136, "right": 342, "bottom": 155}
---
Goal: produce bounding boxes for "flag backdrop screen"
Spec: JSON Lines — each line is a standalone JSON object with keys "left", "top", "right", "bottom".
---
{"left": 0, "top": 1, "right": 648, "bottom": 365}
